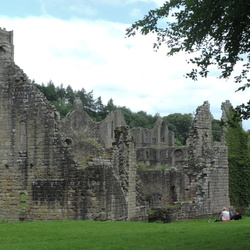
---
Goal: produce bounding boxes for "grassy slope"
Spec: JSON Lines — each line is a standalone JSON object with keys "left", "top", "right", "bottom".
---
{"left": 0, "top": 218, "right": 250, "bottom": 250}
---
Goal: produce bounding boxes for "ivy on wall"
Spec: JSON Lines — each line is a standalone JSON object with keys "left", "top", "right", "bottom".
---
{"left": 226, "top": 108, "right": 250, "bottom": 208}
{"left": 228, "top": 155, "right": 250, "bottom": 207}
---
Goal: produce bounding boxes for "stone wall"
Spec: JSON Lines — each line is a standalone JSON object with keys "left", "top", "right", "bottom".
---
{"left": 136, "top": 147, "right": 188, "bottom": 168}
{"left": 139, "top": 170, "right": 190, "bottom": 208}
{"left": 187, "top": 101, "right": 230, "bottom": 214}
{"left": 0, "top": 28, "right": 147, "bottom": 222}
{"left": 0, "top": 28, "right": 230, "bottom": 223}
{"left": 60, "top": 97, "right": 126, "bottom": 165}
{"left": 0, "top": 27, "right": 14, "bottom": 60}
{"left": 138, "top": 101, "right": 230, "bottom": 218}
{"left": 148, "top": 202, "right": 212, "bottom": 223}
{"left": 130, "top": 117, "right": 174, "bottom": 148}
{"left": 0, "top": 51, "right": 82, "bottom": 221}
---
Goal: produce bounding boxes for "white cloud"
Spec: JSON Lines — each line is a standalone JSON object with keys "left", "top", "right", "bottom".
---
{"left": 0, "top": 15, "right": 249, "bottom": 130}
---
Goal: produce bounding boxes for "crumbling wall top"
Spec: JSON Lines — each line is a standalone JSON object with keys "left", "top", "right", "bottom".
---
{"left": 221, "top": 100, "right": 232, "bottom": 121}
{"left": 0, "top": 27, "right": 14, "bottom": 60}
{"left": 193, "top": 101, "right": 213, "bottom": 129}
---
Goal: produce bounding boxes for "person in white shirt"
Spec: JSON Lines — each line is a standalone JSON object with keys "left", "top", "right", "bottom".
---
{"left": 220, "top": 206, "right": 230, "bottom": 221}
{"left": 214, "top": 206, "right": 230, "bottom": 222}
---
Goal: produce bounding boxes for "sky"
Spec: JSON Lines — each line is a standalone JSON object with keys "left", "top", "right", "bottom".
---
{"left": 0, "top": 0, "right": 249, "bottom": 129}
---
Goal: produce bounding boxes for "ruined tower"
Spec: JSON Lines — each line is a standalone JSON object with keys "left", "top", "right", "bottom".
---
{"left": 0, "top": 27, "right": 14, "bottom": 61}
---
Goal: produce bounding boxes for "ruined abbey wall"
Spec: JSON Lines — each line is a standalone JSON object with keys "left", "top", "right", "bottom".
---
{"left": 139, "top": 101, "right": 230, "bottom": 218}
{"left": 130, "top": 118, "right": 174, "bottom": 148}
{"left": 59, "top": 97, "right": 126, "bottom": 165}
{"left": 0, "top": 28, "right": 230, "bottom": 222}
{"left": 0, "top": 61, "right": 147, "bottom": 221}
{"left": 0, "top": 61, "right": 75, "bottom": 221}
{"left": 136, "top": 147, "right": 188, "bottom": 169}
{"left": 0, "top": 28, "right": 147, "bottom": 222}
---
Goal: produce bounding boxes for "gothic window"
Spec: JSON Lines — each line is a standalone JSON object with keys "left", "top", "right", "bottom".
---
{"left": 173, "top": 149, "right": 184, "bottom": 160}
{"left": 170, "top": 186, "right": 177, "bottom": 203}
{"left": 20, "top": 121, "right": 27, "bottom": 150}
{"left": 20, "top": 193, "right": 27, "bottom": 211}
{"left": 208, "top": 181, "right": 210, "bottom": 198}
{"left": 111, "top": 121, "right": 114, "bottom": 138}
{"left": 160, "top": 122, "right": 166, "bottom": 142}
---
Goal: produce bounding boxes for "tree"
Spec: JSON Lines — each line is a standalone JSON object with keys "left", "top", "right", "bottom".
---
{"left": 106, "top": 99, "right": 117, "bottom": 113}
{"left": 163, "top": 113, "right": 193, "bottom": 145}
{"left": 126, "top": 0, "right": 250, "bottom": 118}
{"left": 95, "top": 96, "right": 107, "bottom": 121}
{"left": 119, "top": 106, "right": 158, "bottom": 129}
{"left": 56, "top": 84, "right": 66, "bottom": 100}
{"left": 52, "top": 98, "right": 73, "bottom": 118}
{"left": 46, "top": 81, "right": 58, "bottom": 102}
{"left": 212, "top": 119, "right": 223, "bottom": 142}
{"left": 33, "top": 81, "right": 58, "bottom": 102}
{"left": 66, "top": 85, "right": 75, "bottom": 104}
{"left": 76, "top": 88, "right": 96, "bottom": 117}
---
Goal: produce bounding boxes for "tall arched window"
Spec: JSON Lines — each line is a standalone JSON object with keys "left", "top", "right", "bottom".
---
{"left": 111, "top": 121, "right": 114, "bottom": 138}
{"left": 20, "top": 193, "right": 27, "bottom": 211}
{"left": 208, "top": 181, "right": 211, "bottom": 198}
{"left": 20, "top": 121, "right": 27, "bottom": 150}
{"left": 160, "top": 122, "right": 166, "bottom": 142}
{"left": 170, "top": 186, "right": 177, "bottom": 203}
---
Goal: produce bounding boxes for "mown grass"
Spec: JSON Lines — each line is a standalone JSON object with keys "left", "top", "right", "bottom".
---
{"left": 0, "top": 217, "right": 250, "bottom": 250}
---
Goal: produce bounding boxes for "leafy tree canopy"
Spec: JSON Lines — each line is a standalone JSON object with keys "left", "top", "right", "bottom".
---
{"left": 119, "top": 106, "right": 159, "bottom": 129}
{"left": 212, "top": 119, "right": 223, "bottom": 142}
{"left": 163, "top": 113, "right": 193, "bottom": 145}
{"left": 126, "top": 0, "right": 250, "bottom": 118}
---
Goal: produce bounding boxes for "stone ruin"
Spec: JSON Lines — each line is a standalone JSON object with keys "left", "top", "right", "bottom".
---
{"left": 0, "top": 28, "right": 230, "bottom": 222}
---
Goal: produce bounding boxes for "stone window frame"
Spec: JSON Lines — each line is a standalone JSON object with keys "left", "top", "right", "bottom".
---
{"left": 20, "top": 192, "right": 27, "bottom": 211}
{"left": 20, "top": 120, "right": 27, "bottom": 150}
{"left": 172, "top": 148, "right": 185, "bottom": 161}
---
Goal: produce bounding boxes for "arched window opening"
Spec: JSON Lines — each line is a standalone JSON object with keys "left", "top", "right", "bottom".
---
{"left": 111, "top": 121, "right": 114, "bottom": 138}
{"left": 20, "top": 193, "right": 27, "bottom": 211}
{"left": 170, "top": 186, "right": 177, "bottom": 203}
{"left": 20, "top": 121, "right": 27, "bottom": 150}
{"left": 160, "top": 122, "right": 166, "bottom": 143}
{"left": 208, "top": 181, "right": 211, "bottom": 198}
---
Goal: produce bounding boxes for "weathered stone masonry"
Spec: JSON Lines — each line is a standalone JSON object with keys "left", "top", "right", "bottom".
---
{"left": 138, "top": 101, "right": 230, "bottom": 221}
{"left": 0, "top": 28, "right": 147, "bottom": 222}
{"left": 0, "top": 28, "right": 230, "bottom": 222}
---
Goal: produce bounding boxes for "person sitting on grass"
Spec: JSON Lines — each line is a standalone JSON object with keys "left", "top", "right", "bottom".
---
{"left": 230, "top": 210, "right": 242, "bottom": 220}
{"left": 215, "top": 206, "right": 230, "bottom": 222}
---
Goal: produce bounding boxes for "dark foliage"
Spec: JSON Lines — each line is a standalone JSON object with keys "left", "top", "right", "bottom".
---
{"left": 226, "top": 108, "right": 250, "bottom": 208}
{"left": 163, "top": 113, "right": 193, "bottom": 145}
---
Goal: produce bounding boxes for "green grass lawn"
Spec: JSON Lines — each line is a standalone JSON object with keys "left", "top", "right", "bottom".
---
{"left": 0, "top": 217, "right": 249, "bottom": 250}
